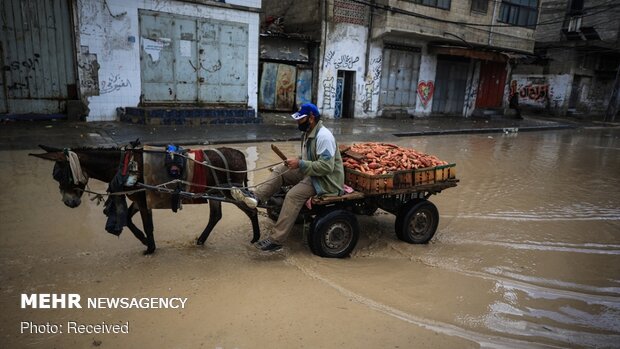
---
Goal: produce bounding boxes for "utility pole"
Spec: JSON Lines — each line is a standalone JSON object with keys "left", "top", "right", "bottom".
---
{"left": 605, "top": 63, "right": 620, "bottom": 122}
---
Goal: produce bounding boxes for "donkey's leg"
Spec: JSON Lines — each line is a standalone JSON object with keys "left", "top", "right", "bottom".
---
{"left": 196, "top": 201, "right": 222, "bottom": 245}
{"left": 126, "top": 202, "right": 148, "bottom": 246}
{"left": 136, "top": 195, "right": 155, "bottom": 255}
{"left": 236, "top": 204, "right": 261, "bottom": 243}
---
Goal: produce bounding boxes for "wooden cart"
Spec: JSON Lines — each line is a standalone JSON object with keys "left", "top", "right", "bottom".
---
{"left": 266, "top": 164, "right": 458, "bottom": 258}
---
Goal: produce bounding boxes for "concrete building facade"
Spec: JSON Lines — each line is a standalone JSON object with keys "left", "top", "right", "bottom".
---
{"left": 259, "top": 0, "right": 539, "bottom": 119}
{"left": 513, "top": 0, "right": 620, "bottom": 117}
{"left": 1, "top": 0, "right": 261, "bottom": 122}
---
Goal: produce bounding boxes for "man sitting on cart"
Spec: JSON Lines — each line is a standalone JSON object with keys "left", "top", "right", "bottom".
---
{"left": 232, "top": 103, "right": 345, "bottom": 252}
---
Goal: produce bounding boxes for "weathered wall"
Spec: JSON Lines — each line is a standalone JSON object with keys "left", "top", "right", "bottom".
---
{"left": 259, "top": 0, "right": 321, "bottom": 39}
{"left": 414, "top": 47, "right": 437, "bottom": 117}
{"left": 536, "top": 0, "right": 620, "bottom": 44}
{"left": 510, "top": 74, "right": 572, "bottom": 112}
{"left": 317, "top": 22, "right": 368, "bottom": 118}
{"left": 380, "top": 0, "right": 536, "bottom": 53}
{"left": 75, "top": 0, "right": 260, "bottom": 121}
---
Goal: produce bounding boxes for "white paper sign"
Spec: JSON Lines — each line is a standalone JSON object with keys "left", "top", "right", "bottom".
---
{"left": 180, "top": 40, "right": 192, "bottom": 58}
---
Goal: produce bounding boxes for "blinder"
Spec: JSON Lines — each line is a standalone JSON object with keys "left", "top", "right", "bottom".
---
{"left": 53, "top": 161, "right": 73, "bottom": 187}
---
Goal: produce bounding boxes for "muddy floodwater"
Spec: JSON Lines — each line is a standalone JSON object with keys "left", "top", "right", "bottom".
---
{"left": 1, "top": 128, "right": 619, "bottom": 348}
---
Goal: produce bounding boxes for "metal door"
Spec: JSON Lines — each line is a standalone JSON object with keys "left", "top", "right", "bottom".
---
{"left": 258, "top": 62, "right": 278, "bottom": 110}
{"left": 433, "top": 58, "right": 469, "bottom": 114}
{"left": 379, "top": 48, "right": 420, "bottom": 108}
{"left": 198, "top": 21, "right": 248, "bottom": 103}
{"left": 476, "top": 61, "right": 507, "bottom": 108}
{"left": 1, "top": 0, "right": 76, "bottom": 114}
{"left": 295, "top": 68, "right": 312, "bottom": 108}
{"left": 140, "top": 11, "right": 248, "bottom": 104}
{"left": 140, "top": 13, "right": 177, "bottom": 102}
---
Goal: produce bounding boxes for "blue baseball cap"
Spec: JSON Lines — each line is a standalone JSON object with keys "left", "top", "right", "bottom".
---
{"left": 291, "top": 103, "right": 320, "bottom": 120}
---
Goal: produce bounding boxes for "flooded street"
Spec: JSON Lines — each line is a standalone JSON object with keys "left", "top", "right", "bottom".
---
{"left": 1, "top": 128, "right": 619, "bottom": 348}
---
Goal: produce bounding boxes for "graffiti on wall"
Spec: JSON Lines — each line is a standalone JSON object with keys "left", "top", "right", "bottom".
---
{"left": 333, "top": 55, "right": 360, "bottom": 69}
{"left": 324, "top": 50, "right": 335, "bottom": 67}
{"left": 526, "top": 84, "right": 550, "bottom": 101}
{"left": 6, "top": 54, "right": 41, "bottom": 72}
{"left": 100, "top": 73, "right": 131, "bottom": 94}
{"left": 322, "top": 75, "right": 336, "bottom": 110}
{"left": 362, "top": 57, "right": 382, "bottom": 112}
{"left": 78, "top": 52, "right": 100, "bottom": 96}
{"left": 4, "top": 54, "right": 41, "bottom": 92}
{"left": 510, "top": 80, "right": 551, "bottom": 102}
{"left": 417, "top": 81, "right": 434, "bottom": 108}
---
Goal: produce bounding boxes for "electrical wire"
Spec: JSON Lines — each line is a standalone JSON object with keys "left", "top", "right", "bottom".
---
{"left": 351, "top": 0, "right": 620, "bottom": 28}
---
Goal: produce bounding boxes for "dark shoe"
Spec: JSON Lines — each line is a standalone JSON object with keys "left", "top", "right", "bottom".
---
{"left": 254, "top": 238, "right": 283, "bottom": 252}
{"left": 231, "top": 187, "right": 258, "bottom": 208}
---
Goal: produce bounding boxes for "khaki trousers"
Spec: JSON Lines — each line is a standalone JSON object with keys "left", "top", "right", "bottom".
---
{"left": 254, "top": 164, "right": 315, "bottom": 243}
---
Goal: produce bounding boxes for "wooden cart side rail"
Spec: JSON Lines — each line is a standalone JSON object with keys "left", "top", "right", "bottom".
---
{"left": 312, "top": 179, "right": 459, "bottom": 206}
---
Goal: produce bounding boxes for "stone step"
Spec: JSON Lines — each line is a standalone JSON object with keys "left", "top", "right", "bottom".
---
{"left": 119, "top": 107, "right": 260, "bottom": 125}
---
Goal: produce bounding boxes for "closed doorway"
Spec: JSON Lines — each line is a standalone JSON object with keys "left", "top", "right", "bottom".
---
{"left": 0, "top": 0, "right": 76, "bottom": 114}
{"left": 476, "top": 60, "right": 507, "bottom": 108}
{"left": 139, "top": 10, "right": 248, "bottom": 105}
{"left": 433, "top": 57, "right": 469, "bottom": 115}
{"left": 379, "top": 47, "right": 420, "bottom": 110}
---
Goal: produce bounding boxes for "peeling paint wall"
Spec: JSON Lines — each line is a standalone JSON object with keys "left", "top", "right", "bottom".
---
{"left": 75, "top": 0, "right": 260, "bottom": 121}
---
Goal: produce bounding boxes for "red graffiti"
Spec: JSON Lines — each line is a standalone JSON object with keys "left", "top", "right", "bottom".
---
{"left": 417, "top": 81, "right": 434, "bottom": 108}
{"left": 521, "top": 84, "right": 549, "bottom": 101}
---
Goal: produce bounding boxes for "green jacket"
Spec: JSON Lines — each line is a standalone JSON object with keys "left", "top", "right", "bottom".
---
{"left": 299, "top": 120, "right": 345, "bottom": 196}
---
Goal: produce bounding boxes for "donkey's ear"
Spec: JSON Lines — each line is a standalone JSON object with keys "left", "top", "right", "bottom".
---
{"left": 38, "top": 144, "right": 62, "bottom": 152}
{"left": 29, "top": 152, "right": 65, "bottom": 162}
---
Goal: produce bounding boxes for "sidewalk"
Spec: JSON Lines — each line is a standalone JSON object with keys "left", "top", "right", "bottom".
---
{"left": 1, "top": 112, "right": 617, "bottom": 151}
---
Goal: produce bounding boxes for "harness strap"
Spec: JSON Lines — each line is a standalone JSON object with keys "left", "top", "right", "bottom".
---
{"left": 202, "top": 151, "right": 221, "bottom": 196}
{"left": 212, "top": 148, "right": 233, "bottom": 185}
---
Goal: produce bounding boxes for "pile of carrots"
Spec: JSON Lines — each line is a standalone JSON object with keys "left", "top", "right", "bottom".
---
{"left": 341, "top": 142, "right": 448, "bottom": 175}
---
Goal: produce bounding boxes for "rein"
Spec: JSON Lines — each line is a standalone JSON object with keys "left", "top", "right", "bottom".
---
{"left": 143, "top": 149, "right": 282, "bottom": 174}
{"left": 65, "top": 146, "right": 289, "bottom": 202}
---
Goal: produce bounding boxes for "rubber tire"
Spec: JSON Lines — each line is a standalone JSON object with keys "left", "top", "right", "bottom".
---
{"left": 308, "top": 210, "right": 359, "bottom": 258}
{"left": 395, "top": 200, "right": 439, "bottom": 244}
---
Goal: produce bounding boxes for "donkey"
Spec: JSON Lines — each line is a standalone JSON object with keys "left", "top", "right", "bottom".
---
{"left": 30, "top": 145, "right": 260, "bottom": 255}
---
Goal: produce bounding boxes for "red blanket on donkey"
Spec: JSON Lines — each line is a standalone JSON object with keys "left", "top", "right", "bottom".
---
{"left": 189, "top": 149, "right": 207, "bottom": 194}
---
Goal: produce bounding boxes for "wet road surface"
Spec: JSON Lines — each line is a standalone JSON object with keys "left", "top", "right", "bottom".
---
{"left": 1, "top": 128, "right": 619, "bottom": 348}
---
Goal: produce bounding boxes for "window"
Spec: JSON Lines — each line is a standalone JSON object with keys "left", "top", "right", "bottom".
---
{"left": 471, "top": 0, "right": 488, "bottom": 13}
{"left": 499, "top": 0, "right": 539, "bottom": 28}
{"left": 569, "top": 0, "right": 584, "bottom": 15}
{"left": 409, "top": 0, "right": 451, "bottom": 10}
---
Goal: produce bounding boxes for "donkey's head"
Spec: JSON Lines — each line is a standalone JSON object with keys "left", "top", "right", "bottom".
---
{"left": 30, "top": 145, "right": 88, "bottom": 208}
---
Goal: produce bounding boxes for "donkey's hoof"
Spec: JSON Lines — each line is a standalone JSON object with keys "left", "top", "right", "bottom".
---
{"left": 196, "top": 239, "right": 205, "bottom": 246}
{"left": 143, "top": 247, "right": 156, "bottom": 255}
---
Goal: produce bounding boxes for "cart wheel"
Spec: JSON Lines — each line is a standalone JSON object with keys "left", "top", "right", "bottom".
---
{"left": 309, "top": 210, "right": 359, "bottom": 258}
{"left": 395, "top": 200, "right": 439, "bottom": 244}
